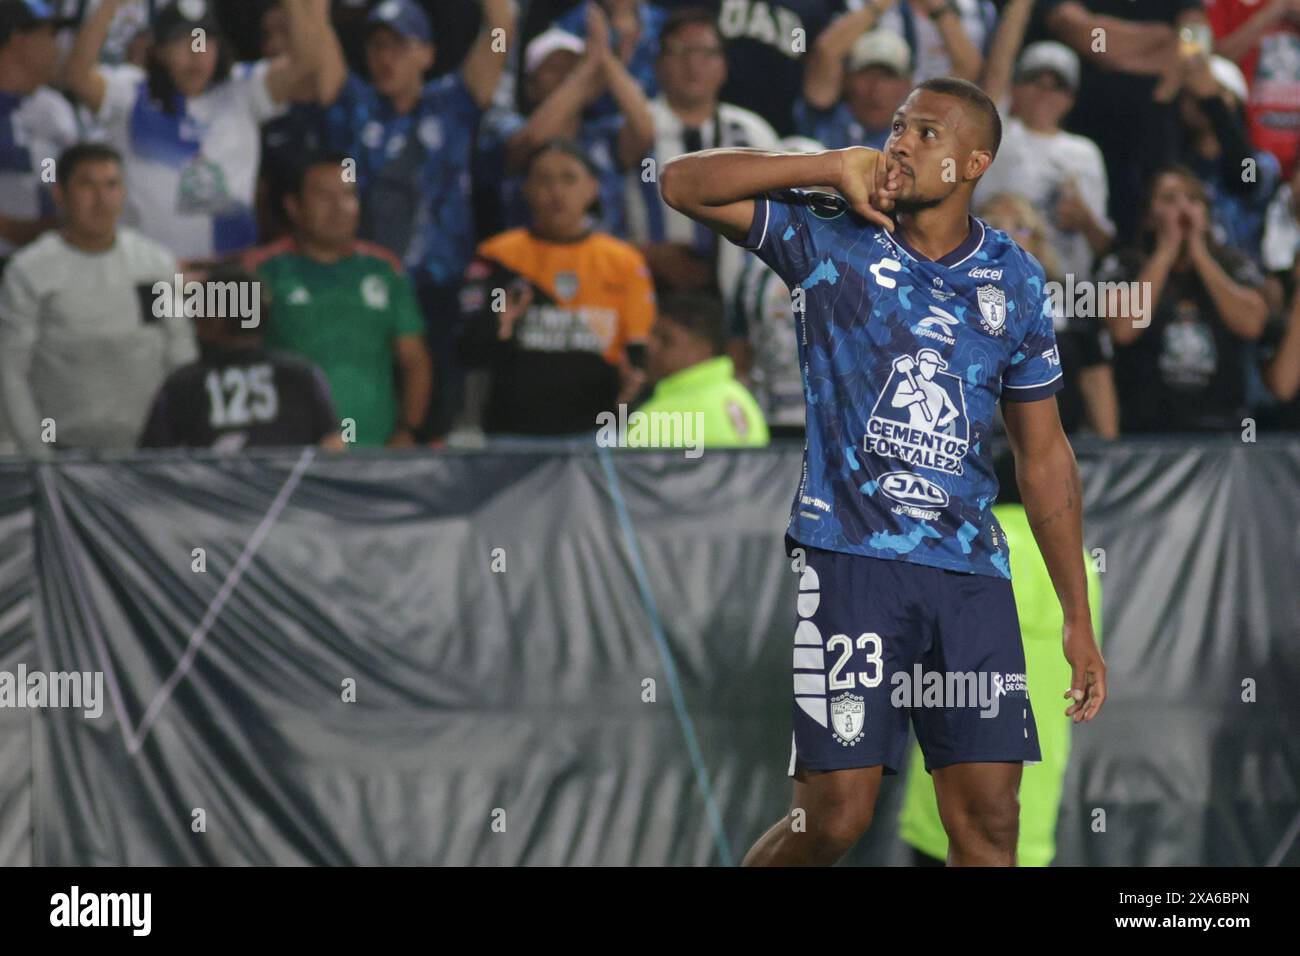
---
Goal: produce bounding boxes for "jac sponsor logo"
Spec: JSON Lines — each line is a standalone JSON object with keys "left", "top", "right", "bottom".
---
{"left": 879, "top": 471, "right": 949, "bottom": 509}
{"left": 967, "top": 267, "right": 1003, "bottom": 280}
{"left": 878, "top": 470, "right": 948, "bottom": 521}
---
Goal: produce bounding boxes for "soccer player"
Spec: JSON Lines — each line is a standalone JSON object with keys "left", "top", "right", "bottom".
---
{"left": 659, "top": 76, "right": 1107, "bottom": 866}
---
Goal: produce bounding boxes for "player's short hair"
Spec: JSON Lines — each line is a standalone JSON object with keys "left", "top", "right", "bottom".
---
{"left": 56, "top": 142, "right": 123, "bottom": 185}
{"left": 657, "top": 293, "right": 727, "bottom": 356}
{"left": 916, "top": 76, "right": 1002, "bottom": 157}
{"left": 658, "top": 7, "right": 720, "bottom": 52}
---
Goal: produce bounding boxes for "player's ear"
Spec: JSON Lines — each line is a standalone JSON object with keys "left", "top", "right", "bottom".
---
{"left": 965, "top": 149, "right": 993, "bottom": 181}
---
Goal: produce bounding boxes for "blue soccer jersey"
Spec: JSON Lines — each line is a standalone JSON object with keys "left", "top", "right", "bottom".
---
{"left": 325, "top": 72, "right": 482, "bottom": 287}
{"left": 734, "top": 189, "right": 1063, "bottom": 579}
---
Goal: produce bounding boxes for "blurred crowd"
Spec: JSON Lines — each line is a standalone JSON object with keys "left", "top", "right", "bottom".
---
{"left": 2, "top": 0, "right": 1300, "bottom": 457}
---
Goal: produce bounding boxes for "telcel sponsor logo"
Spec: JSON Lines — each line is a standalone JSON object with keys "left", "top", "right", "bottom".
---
{"left": 967, "top": 267, "right": 1003, "bottom": 280}
{"left": 879, "top": 471, "right": 948, "bottom": 521}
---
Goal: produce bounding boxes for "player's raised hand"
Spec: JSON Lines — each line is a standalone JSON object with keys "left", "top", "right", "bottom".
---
{"left": 1063, "top": 620, "right": 1107, "bottom": 722}
{"left": 835, "top": 147, "right": 897, "bottom": 232}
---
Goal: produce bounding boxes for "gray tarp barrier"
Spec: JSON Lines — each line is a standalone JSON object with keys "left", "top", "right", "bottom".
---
{"left": 0, "top": 439, "right": 1296, "bottom": 865}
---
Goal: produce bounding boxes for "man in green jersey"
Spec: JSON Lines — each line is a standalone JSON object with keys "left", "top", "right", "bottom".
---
{"left": 246, "top": 153, "right": 433, "bottom": 447}
{"left": 629, "top": 293, "right": 769, "bottom": 450}
{"left": 898, "top": 451, "right": 1104, "bottom": 866}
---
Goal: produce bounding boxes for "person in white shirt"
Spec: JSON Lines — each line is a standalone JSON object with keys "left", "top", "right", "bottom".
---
{"left": 624, "top": 7, "right": 778, "bottom": 293}
{"left": 0, "top": 0, "right": 79, "bottom": 257}
{"left": 978, "top": 40, "right": 1114, "bottom": 282}
{"left": 0, "top": 142, "right": 196, "bottom": 456}
{"left": 60, "top": 0, "right": 334, "bottom": 262}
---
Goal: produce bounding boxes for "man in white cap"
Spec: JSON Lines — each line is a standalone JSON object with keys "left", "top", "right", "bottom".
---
{"left": 799, "top": 23, "right": 913, "bottom": 150}
{"left": 979, "top": 39, "right": 1113, "bottom": 282}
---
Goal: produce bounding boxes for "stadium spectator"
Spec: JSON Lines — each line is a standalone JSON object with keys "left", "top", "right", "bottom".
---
{"left": 1043, "top": 0, "right": 1208, "bottom": 243}
{"left": 854, "top": 0, "right": 994, "bottom": 83}
{"left": 53, "top": 0, "right": 152, "bottom": 66}
{"left": 979, "top": 29, "right": 1113, "bottom": 281}
{"left": 480, "top": 9, "right": 655, "bottom": 236}
{"left": 1175, "top": 53, "right": 1279, "bottom": 266}
{"left": 626, "top": 6, "right": 779, "bottom": 292}
{"left": 1097, "top": 166, "right": 1269, "bottom": 433}
{"left": 244, "top": 153, "right": 433, "bottom": 448}
{"left": 0, "top": 142, "right": 196, "bottom": 456}
{"left": 257, "top": 0, "right": 327, "bottom": 241}
{"left": 798, "top": 19, "right": 912, "bottom": 150}
{"left": 316, "top": 0, "right": 514, "bottom": 439}
{"left": 632, "top": 292, "right": 769, "bottom": 447}
{"left": 61, "top": 0, "right": 333, "bottom": 262}
{"left": 0, "top": 0, "right": 78, "bottom": 257}
{"left": 1261, "top": 161, "right": 1300, "bottom": 306}
{"left": 140, "top": 263, "right": 344, "bottom": 451}
{"left": 662, "top": 0, "right": 843, "bottom": 137}
{"left": 1208, "top": 0, "right": 1300, "bottom": 182}
{"left": 980, "top": 191, "right": 1118, "bottom": 438}
{"left": 898, "top": 450, "right": 1104, "bottom": 866}
{"left": 1262, "top": 281, "right": 1300, "bottom": 429}
{"left": 554, "top": 0, "right": 667, "bottom": 109}
{"left": 458, "top": 140, "right": 655, "bottom": 436}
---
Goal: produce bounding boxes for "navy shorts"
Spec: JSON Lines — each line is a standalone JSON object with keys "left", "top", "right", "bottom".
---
{"left": 785, "top": 534, "right": 1041, "bottom": 776}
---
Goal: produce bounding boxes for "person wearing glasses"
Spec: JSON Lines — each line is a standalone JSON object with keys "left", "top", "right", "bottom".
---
{"left": 624, "top": 7, "right": 778, "bottom": 293}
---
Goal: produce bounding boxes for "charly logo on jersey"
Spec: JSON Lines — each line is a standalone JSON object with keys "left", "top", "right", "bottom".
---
{"left": 865, "top": 349, "right": 970, "bottom": 476}
{"left": 869, "top": 257, "right": 902, "bottom": 289}
{"left": 976, "top": 284, "right": 1007, "bottom": 335}
{"left": 878, "top": 470, "right": 949, "bottom": 522}
{"left": 830, "top": 692, "right": 865, "bottom": 746}
{"left": 914, "top": 305, "right": 959, "bottom": 346}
